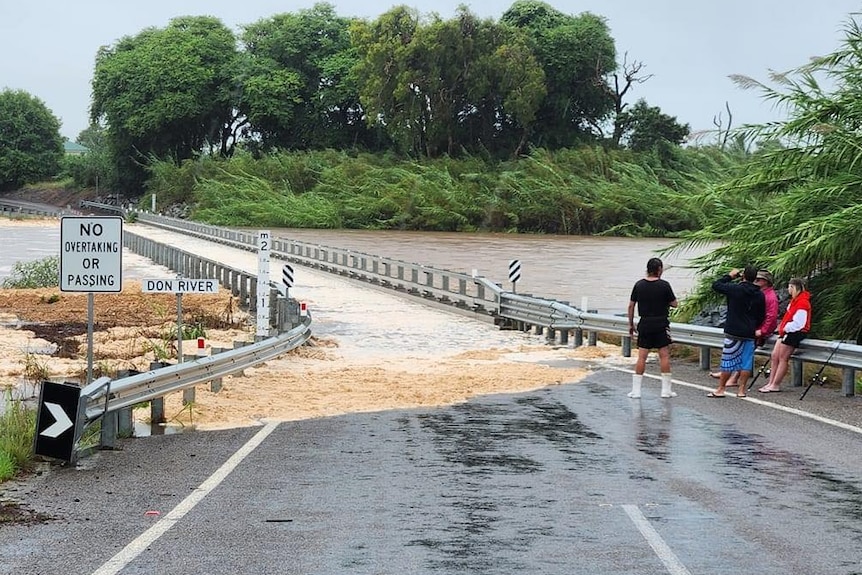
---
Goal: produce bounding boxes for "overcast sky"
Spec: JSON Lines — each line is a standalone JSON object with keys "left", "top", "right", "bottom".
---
{"left": 2, "top": 0, "right": 860, "bottom": 141}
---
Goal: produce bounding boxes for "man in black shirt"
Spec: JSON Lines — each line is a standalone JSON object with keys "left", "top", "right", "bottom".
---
{"left": 627, "top": 257, "right": 679, "bottom": 398}
{"left": 709, "top": 266, "right": 766, "bottom": 398}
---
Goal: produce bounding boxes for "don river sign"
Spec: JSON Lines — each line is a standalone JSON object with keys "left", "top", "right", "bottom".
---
{"left": 142, "top": 278, "right": 219, "bottom": 293}
{"left": 60, "top": 216, "right": 123, "bottom": 292}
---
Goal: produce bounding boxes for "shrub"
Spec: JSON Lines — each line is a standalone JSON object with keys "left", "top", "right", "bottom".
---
{"left": 2, "top": 256, "right": 59, "bottom": 288}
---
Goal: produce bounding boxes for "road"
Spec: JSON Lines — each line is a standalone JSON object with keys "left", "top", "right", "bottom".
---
{"left": 2, "top": 223, "right": 862, "bottom": 575}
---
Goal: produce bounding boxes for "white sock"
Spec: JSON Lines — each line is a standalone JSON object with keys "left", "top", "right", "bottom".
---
{"left": 628, "top": 374, "right": 643, "bottom": 398}
{"left": 660, "top": 373, "right": 676, "bottom": 398}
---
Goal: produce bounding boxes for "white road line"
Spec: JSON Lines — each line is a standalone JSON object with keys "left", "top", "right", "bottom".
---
{"left": 612, "top": 367, "right": 862, "bottom": 435}
{"left": 90, "top": 420, "right": 280, "bottom": 575}
{"left": 622, "top": 504, "right": 692, "bottom": 575}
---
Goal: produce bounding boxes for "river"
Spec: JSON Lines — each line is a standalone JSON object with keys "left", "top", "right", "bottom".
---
{"left": 266, "top": 228, "right": 713, "bottom": 312}
{"left": 1, "top": 221, "right": 714, "bottom": 312}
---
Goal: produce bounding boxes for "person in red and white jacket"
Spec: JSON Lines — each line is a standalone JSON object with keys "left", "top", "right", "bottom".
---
{"left": 758, "top": 277, "right": 812, "bottom": 393}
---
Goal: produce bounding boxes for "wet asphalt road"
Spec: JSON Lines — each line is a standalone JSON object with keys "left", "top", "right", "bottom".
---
{"left": 3, "top": 367, "right": 862, "bottom": 575}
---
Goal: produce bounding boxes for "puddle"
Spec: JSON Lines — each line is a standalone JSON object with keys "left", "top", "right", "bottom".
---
{"left": 133, "top": 420, "right": 192, "bottom": 437}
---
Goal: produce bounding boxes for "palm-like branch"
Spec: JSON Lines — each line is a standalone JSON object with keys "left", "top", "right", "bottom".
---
{"left": 669, "top": 17, "right": 862, "bottom": 340}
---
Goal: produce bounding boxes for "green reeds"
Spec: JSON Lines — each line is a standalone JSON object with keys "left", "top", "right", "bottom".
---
{"left": 0, "top": 391, "right": 36, "bottom": 482}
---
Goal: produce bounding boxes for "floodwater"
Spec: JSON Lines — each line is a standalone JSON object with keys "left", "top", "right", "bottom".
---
{"left": 269, "top": 228, "right": 714, "bottom": 312}
{"left": 2, "top": 222, "right": 715, "bottom": 311}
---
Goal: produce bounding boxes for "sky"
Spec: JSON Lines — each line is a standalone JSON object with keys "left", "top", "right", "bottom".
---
{"left": 2, "top": 0, "right": 860, "bottom": 142}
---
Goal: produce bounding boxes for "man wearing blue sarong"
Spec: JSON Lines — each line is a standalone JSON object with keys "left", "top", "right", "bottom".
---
{"left": 708, "top": 266, "right": 766, "bottom": 398}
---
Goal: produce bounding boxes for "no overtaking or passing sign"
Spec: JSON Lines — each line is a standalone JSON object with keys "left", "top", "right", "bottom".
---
{"left": 60, "top": 216, "right": 123, "bottom": 292}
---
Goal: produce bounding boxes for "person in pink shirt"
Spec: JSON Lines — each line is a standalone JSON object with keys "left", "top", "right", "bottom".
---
{"left": 754, "top": 270, "right": 779, "bottom": 343}
{"left": 710, "top": 269, "right": 778, "bottom": 386}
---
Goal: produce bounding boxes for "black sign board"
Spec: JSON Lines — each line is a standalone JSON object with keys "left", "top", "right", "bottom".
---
{"left": 34, "top": 381, "right": 80, "bottom": 462}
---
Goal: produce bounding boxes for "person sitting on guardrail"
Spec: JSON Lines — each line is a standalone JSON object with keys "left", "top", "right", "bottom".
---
{"left": 758, "top": 277, "right": 811, "bottom": 393}
{"left": 709, "top": 266, "right": 766, "bottom": 398}
{"left": 627, "top": 257, "right": 679, "bottom": 398}
{"left": 709, "top": 269, "right": 779, "bottom": 384}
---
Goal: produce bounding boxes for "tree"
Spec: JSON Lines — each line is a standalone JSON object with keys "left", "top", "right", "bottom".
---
{"left": 351, "top": 6, "right": 425, "bottom": 157}
{"left": 671, "top": 17, "right": 862, "bottom": 341}
{"left": 90, "top": 16, "right": 240, "bottom": 194}
{"left": 617, "top": 99, "right": 690, "bottom": 151}
{"left": 501, "top": 1, "right": 617, "bottom": 148}
{"left": 62, "top": 124, "right": 116, "bottom": 191}
{"left": 240, "top": 3, "right": 368, "bottom": 151}
{"left": 0, "top": 89, "right": 63, "bottom": 192}
{"left": 352, "top": 5, "right": 544, "bottom": 158}
{"left": 605, "top": 54, "right": 654, "bottom": 146}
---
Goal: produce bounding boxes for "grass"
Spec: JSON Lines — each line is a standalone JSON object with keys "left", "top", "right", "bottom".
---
{"left": 0, "top": 392, "right": 36, "bottom": 482}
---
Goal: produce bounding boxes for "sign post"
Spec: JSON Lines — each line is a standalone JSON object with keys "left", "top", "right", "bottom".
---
{"left": 257, "top": 231, "right": 271, "bottom": 339}
{"left": 142, "top": 278, "right": 220, "bottom": 372}
{"left": 60, "top": 216, "right": 123, "bottom": 384}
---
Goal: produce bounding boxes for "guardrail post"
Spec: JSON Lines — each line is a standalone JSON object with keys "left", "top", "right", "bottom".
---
{"left": 545, "top": 327, "right": 555, "bottom": 343}
{"left": 100, "top": 412, "right": 118, "bottom": 449}
{"left": 210, "top": 347, "right": 227, "bottom": 392}
{"left": 269, "top": 287, "right": 279, "bottom": 330}
{"left": 559, "top": 329, "right": 569, "bottom": 345}
{"left": 586, "top": 310, "right": 598, "bottom": 346}
{"left": 118, "top": 408, "right": 133, "bottom": 438}
{"left": 115, "top": 368, "right": 139, "bottom": 437}
{"left": 842, "top": 368, "right": 856, "bottom": 397}
{"left": 573, "top": 328, "right": 583, "bottom": 347}
{"left": 182, "top": 353, "right": 196, "bottom": 405}
{"left": 622, "top": 336, "right": 631, "bottom": 358}
{"left": 149, "top": 361, "right": 168, "bottom": 424}
{"left": 249, "top": 280, "right": 257, "bottom": 312}
{"left": 233, "top": 340, "right": 249, "bottom": 376}
{"left": 791, "top": 358, "right": 803, "bottom": 387}
{"left": 699, "top": 347, "right": 710, "bottom": 370}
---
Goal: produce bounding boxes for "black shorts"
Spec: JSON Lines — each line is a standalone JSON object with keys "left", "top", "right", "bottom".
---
{"left": 782, "top": 331, "right": 806, "bottom": 348}
{"left": 637, "top": 318, "right": 672, "bottom": 350}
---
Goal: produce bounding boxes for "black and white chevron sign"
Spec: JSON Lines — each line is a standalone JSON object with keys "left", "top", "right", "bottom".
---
{"left": 508, "top": 259, "right": 522, "bottom": 284}
{"left": 281, "top": 264, "right": 295, "bottom": 296}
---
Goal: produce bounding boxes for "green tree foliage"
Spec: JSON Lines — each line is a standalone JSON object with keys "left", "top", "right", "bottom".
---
{"left": 0, "top": 89, "right": 63, "bottom": 191}
{"left": 240, "top": 3, "right": 371, "bottom": 151}
{"left": 500, "top": 1, "right": 617, "bottom": 148}
{"left": 90, "top": 16, "right": 240, "bottom": 194}
{"left": 352, "top": 5, "right": 545, "bottom": 158}
{"left": 617, "top": 99, "right": 690, "bottom": 151}
{"left": 62, "top": 124, "right": 117, "bottom": 190}
{"left": 671, "top": 18, "right": 862, "bottom": 341}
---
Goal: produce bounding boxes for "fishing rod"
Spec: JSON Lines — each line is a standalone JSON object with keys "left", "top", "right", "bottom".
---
{"left": 800, "top": 341, "right": 842, "bottom": 401}
{"left": 747, "top": 358, "right": 771, "bottom": 391}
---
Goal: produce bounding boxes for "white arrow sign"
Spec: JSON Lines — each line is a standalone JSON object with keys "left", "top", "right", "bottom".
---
{"left": 40, "top": 402, "right": 73, "bottom": 438}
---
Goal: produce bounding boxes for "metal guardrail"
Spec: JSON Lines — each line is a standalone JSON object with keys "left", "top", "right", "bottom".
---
{"left": 88, "top": 202, "right": 862, "bottom": 396}
{"left": 0, "top": 198, "right": 69, "bottom": 217}
{"left": 481, "top": 277, "right": 862, "bottom": 394}
{"left": 77, "top": 315, "right": 312, "bottom": 425}
{"left": 118, "top": 208, "right": 503, "bottom": 320}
